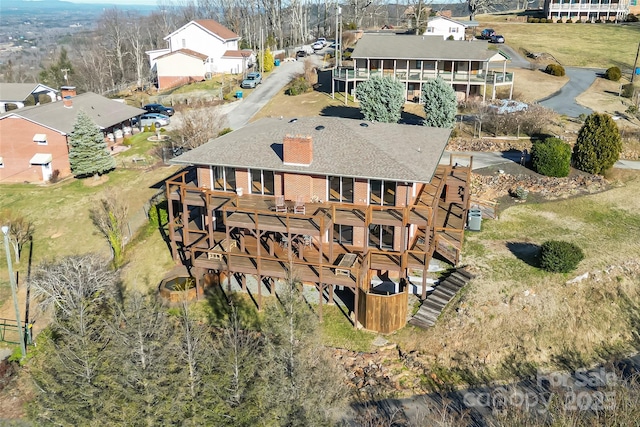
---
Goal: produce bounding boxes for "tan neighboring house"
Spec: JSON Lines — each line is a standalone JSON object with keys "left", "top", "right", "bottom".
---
{"left": 0, "top": 88, "right": 144, "bottom": 183}
{"left": 544, "top": 0, "right": 630, "bottom": 21}
{"left": 332, "top": 33, "right": 513, "bottom": 103}
{"left": 146, "top": 19, "right": 255, "bottom": 91}
{"left": 0, "top": 83, "right": 59, "bottom": 113}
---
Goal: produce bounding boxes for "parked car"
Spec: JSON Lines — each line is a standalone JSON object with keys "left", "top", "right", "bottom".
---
{"left": 240, "top": 72, "right": 262, "bottom": 88}
{"left": 143, "top": 103, "right": 174, "bottom": 116}
{"left": 490, "top": 34, "right": 505, "bottom": 44}
{"left": 132, "top": 113, "right": 170, "bottom": 128}
{"left": 312, "top": 41, "right": 324, "bottom": 51}
{"left": 296, "top": 50, "right": 308, "bottom": 58}
{"left": 316, "top": 37, "right": 327, "bottom": 46}
{"left": 479, "top": 28, "right": 495, "bottom": 40}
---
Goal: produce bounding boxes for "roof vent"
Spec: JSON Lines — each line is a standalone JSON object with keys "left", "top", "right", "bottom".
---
{"left": 289, "top": 118, "right": 298, "bottom": 123}
{"left": 315, "top": 125, "right": 325, "bottom": 131}
{"left": 360, "top": 122, "right": 369, "bottom": 127}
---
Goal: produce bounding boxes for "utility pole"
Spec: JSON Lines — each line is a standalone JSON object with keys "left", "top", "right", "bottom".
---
{"left": 336, "top": 5, "right": 342, "bottom": 68}
{"left": 2, "top": 226, "right": 26, "bottom": 360}
{"left": 260, "top": 28, "right": 264, "bottom": 76}
{"left": 631, "top": 40, "right": 640, "bottom": 84}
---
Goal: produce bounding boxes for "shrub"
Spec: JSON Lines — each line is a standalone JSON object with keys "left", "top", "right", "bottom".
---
{"left": 286, "top": 76, "right": 310, "bottom": 96}
{"left": 217, "top": 127, "right": 233, "bottom": 137}
{"left": 49, "top": 169, "right": 61, "bottom": 184}
{"left": 531, "top": 137, "right": 571, "bottom": 177}
{"left": 150, "top": 123, "right": 157, "bottom": 133}
{"left": 143, "top": 125, "right": 150, "bottom": 132}
{"left": 576, "top": 19, "right": 583, "bottom": 23}
{"left": 357, "top": 75, "right": 405, "bottom": 123}
{"left": 557, "top": 19, "right": 563, "bottom": 23}
{"left": 122, "top": 137, "right": 133, "bottom": 146}
{"left": 545, "top": 64, "right": 566, "bottom": 77}
{"left": 627, "top": 14, "right": 639, "bottom": 22}
{"left": 539, "top": 240, "right": 584, "bottom": 273}
{"left": 621, "top": 83, "right": 636, "bottom": 99}
{"left": 605, "top": 66, "right": 622, "bottom": 81}
{"left": 566, "top": 19, "right": 573, "bottom": 23}
{"left": 595, "top": 19, "right": 602, "bottom": 23}
{"left": 573, "top": 112, "right": 622, "bottom": 174}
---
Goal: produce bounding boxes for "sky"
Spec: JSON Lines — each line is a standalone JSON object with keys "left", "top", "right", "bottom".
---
{"left": 65, "top": 0, "right": 160, "bottom": 5}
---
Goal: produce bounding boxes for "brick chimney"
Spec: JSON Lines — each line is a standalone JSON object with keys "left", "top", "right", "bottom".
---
{"left": 61, "top": 86, "right": 76, "bottom": 108}
{"left": 283, "top": 134, "right": 313, "bottom": 166}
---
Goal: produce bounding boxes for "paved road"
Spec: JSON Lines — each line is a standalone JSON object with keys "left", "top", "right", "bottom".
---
{"left": 538, "top": 67, "right": 602, "bottom": 117}
{"left": 225, "top": 60, "right": 305, "bottom": 130}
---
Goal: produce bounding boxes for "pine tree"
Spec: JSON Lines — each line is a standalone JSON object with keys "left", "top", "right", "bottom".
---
{"left": 572, "top": 112, "right": 622, "bottom": 175}
{"left": 422, "top": 77, "right": 458, "bottom": 128}
{"left": 68, "top": 110, "right": 116, "bottom": 178}
{"left": 355, "top": 75, "right": 405, "bottom": 123}
{"left": 39, "top": 47, "right": 73, "bottom": 89}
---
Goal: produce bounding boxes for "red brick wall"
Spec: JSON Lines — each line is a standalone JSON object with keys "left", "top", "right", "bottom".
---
{"left": 0, "top": 117, "right": 70, "bottom": 183}
{"left": 235, "top": 169, "right": 249, "bottom": 193}
{"left": 198, "top": 166, "right": 212, "bottom": 189}
{"left": 354, "top": 178, "right": 368, "bottom": 204}
{"left": 311, "top": 175, "right": 326, "bottom": 202}
{"left": 158, "top": 75, "right": 202, "bottom": 91}
{"left": 283, "top": 135, "right": 313, "bottom": 165}
{"left": 283, "top": 172, "right": 312, "bottom": 201}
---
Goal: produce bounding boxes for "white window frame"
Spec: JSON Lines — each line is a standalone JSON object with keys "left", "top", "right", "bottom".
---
{"left": 249, "top": 169, "right": 275, "bottom": 195}
{"left": 327, "top": 175, "right": 354, "bottom": 203}
{"left": 33, "top": 134, "right": 47, "bottom": 145}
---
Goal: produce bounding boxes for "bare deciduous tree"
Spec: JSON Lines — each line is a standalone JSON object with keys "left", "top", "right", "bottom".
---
{"left": 0, "top": 211, "right": 34, "bottom": 263}
{"left": 170, "top": 107, "right": 227, "bottom": 150}
{"left": 89, "top": 189, "right": 129, "bottom": 268}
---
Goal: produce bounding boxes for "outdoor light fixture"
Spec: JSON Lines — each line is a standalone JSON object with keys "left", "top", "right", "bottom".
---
{"left": 2, "top": 225, "right": 26, "bottom": 359}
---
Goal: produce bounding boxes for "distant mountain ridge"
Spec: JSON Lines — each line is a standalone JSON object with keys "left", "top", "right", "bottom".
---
{"left": 1, "top": 0, "right": 156, "bottom": 13}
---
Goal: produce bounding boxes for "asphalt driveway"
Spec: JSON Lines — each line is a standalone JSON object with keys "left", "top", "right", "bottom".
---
{"left": 538, "top": 67, "right": 602, "bottom": 117}
{"left": 225, "top": 60, "right": 305, "bottom": 130}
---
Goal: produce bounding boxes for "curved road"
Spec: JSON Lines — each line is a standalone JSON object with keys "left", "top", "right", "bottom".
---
{"left": 538, "top": 67, "right": 603, "bottom": 117}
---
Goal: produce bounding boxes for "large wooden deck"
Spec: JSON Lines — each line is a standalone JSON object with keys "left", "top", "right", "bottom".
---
{"left": 165, "top": 154, "right": 472, "bottom": 310}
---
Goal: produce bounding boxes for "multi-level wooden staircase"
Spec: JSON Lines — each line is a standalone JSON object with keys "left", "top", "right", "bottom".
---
{"left": 408, "top": 267, "right": 474, "bottom": 329}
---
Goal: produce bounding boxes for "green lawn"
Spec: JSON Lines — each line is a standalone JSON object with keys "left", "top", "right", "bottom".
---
{"left": 474, "top": 15, "right": 640, "bottom": 69}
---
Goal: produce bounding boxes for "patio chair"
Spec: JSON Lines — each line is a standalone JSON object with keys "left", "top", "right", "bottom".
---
{"left": 275, "top": 195, "right": 287, "bottom": 212}
{"left": 294, "top": 195, "right": 305, "bottom": 214}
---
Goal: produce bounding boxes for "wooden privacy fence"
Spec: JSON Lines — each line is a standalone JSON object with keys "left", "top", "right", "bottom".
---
{"left": 357, "top": 291, "right": 408, "bottom": 334}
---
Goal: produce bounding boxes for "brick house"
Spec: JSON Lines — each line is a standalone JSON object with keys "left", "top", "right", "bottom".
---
{"left": 0, "top": 88, "right": 144, "bottom": 183}
{"left": 165, "top": 116, "right": 473, "bottom": 333}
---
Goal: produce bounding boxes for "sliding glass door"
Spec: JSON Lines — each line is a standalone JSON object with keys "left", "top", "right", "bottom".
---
{"left": 369, "top": 180, "right": 396, "bottom": 206}
{"left": 250, "top": 169, "right": 275, "bottom": 195}
{"left": 329, "top": 176, "right": 354, "bottom": 203}
{"left": 368, "top": 224, "right": 394, "bottom": 250}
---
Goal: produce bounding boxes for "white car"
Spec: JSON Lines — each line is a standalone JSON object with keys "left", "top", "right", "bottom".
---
{"left": 312, "top": 41, "right": 324, "bottom": 51}
{"left": 132, "top": 113, "right": 170, "bottom": 128}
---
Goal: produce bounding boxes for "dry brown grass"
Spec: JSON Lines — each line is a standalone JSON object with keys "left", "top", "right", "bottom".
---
{"left": 509, "top": 68, "right": 569, "bottom": 103}
{"left": 393, "top": 176, "right": 640, "bottom": 376}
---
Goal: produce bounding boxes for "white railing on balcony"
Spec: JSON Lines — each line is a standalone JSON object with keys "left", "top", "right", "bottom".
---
{"left": 333, "top": 68, "right": 513, "bottom": 85}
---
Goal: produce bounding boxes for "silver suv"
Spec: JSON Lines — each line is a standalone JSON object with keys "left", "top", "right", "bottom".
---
{"left": 241, "top": 72, "right": 262, "bottom": 88}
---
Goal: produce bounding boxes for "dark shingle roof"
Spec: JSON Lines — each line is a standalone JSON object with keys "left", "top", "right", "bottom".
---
{"left": 351, "top": 33, "right": 495, "bottom": 61}
{"left": 0, "top": 92, "right": 145, "bottom": 134}
{"left": 171, "top": 117, "right": 451, "bottom": 183}
{"left": 0, "top": 83, "right": 58, "bottom": 102}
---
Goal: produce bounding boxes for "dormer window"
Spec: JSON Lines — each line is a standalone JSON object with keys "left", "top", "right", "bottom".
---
{"left": 33, "top": 134, "right": 47, "bottom": 145}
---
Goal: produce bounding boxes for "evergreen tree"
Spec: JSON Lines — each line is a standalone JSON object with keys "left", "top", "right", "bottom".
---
{"left": 68, "top": 110, "right": 116, "bottom": 178}
{"left": 356, "top": 75, "right": 405, "bottom": 123}
{"left": 572, "top": 112, "right": 622, "bottom": 175}
{"left": 260, "top": 48, "right": 275, "bottom": 73}
{"left": 422, "top": 77, "right": 457, "bottom": 128}
{"left": 39, "top": 47, "right": 74, "bottom": 89}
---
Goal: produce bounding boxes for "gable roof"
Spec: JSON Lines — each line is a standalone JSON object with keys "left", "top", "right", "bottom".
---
{"left": 427, "top": 16, "right": 479, "bottom": 28}
{"left": 155, "top": 48, "right": 208, "bottom": 62}
{"left": 0, "top": 92, "right": 145, "bottom": 134}
{"left": 0, "top": 83, "right": 59, "bottom": 103}
{"left": 170, "top": 117, "right": 451, "bottom": 183}
{"left": 351, "top": 33, "right": 496, "bottom": 61}
{"left": 165, "top": 19, "right": 240, "bottom": 43}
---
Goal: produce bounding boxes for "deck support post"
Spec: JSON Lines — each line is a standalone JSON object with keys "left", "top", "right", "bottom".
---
{"left": 242, "top": 274, "right": 247, "bottom": 292}
{"left": 319, "top": 283, "right": 323, "bottom": 321}
{"left": 329, "top": 284, "right": 334, "bottom": 305}
{"left": 257, "top": 275, "right": 262, "bottom": 311}
{"left": 353, "top": 286, "right": 359, "bottom": 329}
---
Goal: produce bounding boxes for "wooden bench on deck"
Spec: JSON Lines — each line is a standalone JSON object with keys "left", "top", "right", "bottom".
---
{"left": 335, "top": 253, "right": 357, "bottom": 276}
{"left": 207, "top": 238, "right": 237, "bottom": 260}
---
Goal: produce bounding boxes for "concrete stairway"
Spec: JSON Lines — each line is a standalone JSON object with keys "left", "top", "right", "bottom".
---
{"left": 408, "top": 267, "right": 474, "bottom": 329}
